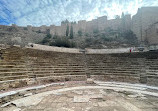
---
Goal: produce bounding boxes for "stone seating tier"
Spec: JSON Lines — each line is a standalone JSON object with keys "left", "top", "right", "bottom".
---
{"left": 0, "top": 46, "right": 158, "bottom": 91}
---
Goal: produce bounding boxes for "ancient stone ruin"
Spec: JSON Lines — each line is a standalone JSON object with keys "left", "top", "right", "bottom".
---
{"left": 0, "top": 44, "right": 158, "bottom": 111}
{"left": 0, "top": 6, "right": 158, "bottom": 111}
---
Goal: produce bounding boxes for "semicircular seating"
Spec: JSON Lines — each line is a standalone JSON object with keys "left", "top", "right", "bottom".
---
{"left": 0, "top": 46, "right": 158, "bottom": 91}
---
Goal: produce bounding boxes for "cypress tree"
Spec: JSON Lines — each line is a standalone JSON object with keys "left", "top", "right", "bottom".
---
{"left": 66, "top": 25, "right": 69, "bottom": 36}
{"left": 70, "top": 25, "right": 73, "bottom": 39}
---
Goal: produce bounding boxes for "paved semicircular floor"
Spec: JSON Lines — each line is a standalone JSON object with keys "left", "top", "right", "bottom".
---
{"left": 1, "top": 81, "right": 158, "bottom": 111}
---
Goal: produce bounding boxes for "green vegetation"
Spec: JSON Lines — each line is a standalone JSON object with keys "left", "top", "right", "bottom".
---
{"left": 70, "top": 25, "right": 73, "bottom": 39}
{"left": 23, "top": 27, "right": 28, "bottom": 30}
{"left": 71, "top": 21, "right": 77, "bottom": 24}
{"left": 50, "top": 37, "right": 75, "bottom": 48}
{"left": 61, "top": 19, "right": 69, "bottom": 24}
{"left": 40, "top": 34, "right": 76, "bottom": 48}
{"left": 66, "top": 25, "right": 69, "bottom": 36}
{"left": 115, "top": 15, "right": 120, "bottom": 19}
{"left": 85, "top": 32, "right": 89, "bottom": 37}
{"left": 40, "top": 34, "right": 52, "bottom": 44}
{"left": 120, "top": 30, "right": 137, "bottom": 44}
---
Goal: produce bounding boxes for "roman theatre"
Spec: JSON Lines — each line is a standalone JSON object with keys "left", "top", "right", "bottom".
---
{"left": 0, "top": 44, "right": 158, "bottom": 111}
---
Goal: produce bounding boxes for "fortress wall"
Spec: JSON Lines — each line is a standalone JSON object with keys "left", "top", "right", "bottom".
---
{"left": 132, "top": 11, "right": 141, "bottom": 41}
{"left": 72, "top": 24, "right": 78, "bottom": 34}
{"left": 97, "top": 16, "right": 107, "bottom": 31}
{"left": 1, "top": 7, "right": 158, "bottom": 45}
{"left": 106, "top": 18, "right": 122, "bottom": 30}
{"left": 132, "top": 7, "right": 158, "bottom": 42}
{"left": 146, "top": 23, "right": 158, "bottom": 45}
{"left": 141, "top": 7, "right": 158, "bottom": 42}
{"left": 85, "top": 21, "right": 93, "bottom": 33}
{"left": 124, "top": 15, "right": 131, "bottom": 30}
{"left": 78, "top": 20, "right": 87, "bottom": 33}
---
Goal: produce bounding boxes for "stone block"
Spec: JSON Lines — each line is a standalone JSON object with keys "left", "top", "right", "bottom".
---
{"left": 86, "top": 78, "right": 94, "bottom": 84}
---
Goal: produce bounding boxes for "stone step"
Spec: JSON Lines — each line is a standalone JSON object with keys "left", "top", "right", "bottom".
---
{"left": 0, "top": 71, "right": 30, "bottom": 76}
{"left": 53, "top": 66, "right": 85, "bottom": 68}
{"left": 88, "top": 66, "right": 143, "bottom": 69}
{"left": 0, "top": 62, "right": 26, "bottom": 65}
{"left": 90, "top": 70, "right": 138, "bottom": 74}
{"left": 147, "top": 70, "right": 158, "bottom": 72}
{"left": 29, "top": 71, "right": 86, "bottom": 75}
{"left": 30, "top": 68, "right": 85, "bottom": 72}
{"left": 147, "top": 72, "right": 158, "bottom": 75}
{"left": 28, "top": 66, "right": 54, "bottom": 68}
{"left": 88, "top": 68, "right": 141, "bottom": 71}
{"left": 3, "top": 58, "right": 25, "bottom": 61}
{"left": 57, "top": 64, "right": 85, "bottom": 66}
{"left": 0, "top": 60, "right": 25, "bottom": 62}
{"left": 29, "top": 75, "right": 86, "bottom": 81}
{"left": 0, "top": 75, "right": 28, "bottom": 81}
{"left": 2, "top": 53, "right": 24, "bottom": 56}
{"left": 147, "top": 75, "right": 158, "bottom": 78}
{"left": 54, "top": 70, "right": 85, "bottom": 73}
{"left": 91, "top": 72, "right": 140, "bottom": 77}
{"left": 0, "top": 65, "right": 26, "bottom": 68}
{"left": 29, "top": 72, "right": 86, "bottom": 78}
{"left": 0, "top": 68, "right": 27, "bottom": 72}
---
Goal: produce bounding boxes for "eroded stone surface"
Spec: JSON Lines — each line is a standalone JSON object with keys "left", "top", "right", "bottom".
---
{"left": 1, "top": 84, "right": 158, "bottom": 111}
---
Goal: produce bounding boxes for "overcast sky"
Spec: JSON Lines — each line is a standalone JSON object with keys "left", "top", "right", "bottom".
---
{"left": 0, "top": 0, "right": 158, "bottom": 26}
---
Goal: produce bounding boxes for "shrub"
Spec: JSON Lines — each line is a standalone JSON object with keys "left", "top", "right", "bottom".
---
{"left": 46, "top": 34, "right": 52, "bottom": 39}
{"left": 40, "top": 34, "right": 52, "bottom": 44}
{"left": 85, "top": 33, "right": 89, "bottom": 37}
{"left": 121, "top": 30, "right": 137, "bottom": 44}
{"left": 50, "top": 37, "right": 75, "bottom": 48}
{"left": 23, "top": 27, "right": 27, "bottom": 30}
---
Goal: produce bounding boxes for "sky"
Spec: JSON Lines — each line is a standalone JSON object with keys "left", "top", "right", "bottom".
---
{"left": 0, "top": 0, "right": 158, "bottom": 26}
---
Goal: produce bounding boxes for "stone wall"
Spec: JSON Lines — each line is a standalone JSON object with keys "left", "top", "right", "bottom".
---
{"left": 49, "top": 15, "right": 129, "bottom": 36}
{"left": 146, "top": 22, "right": 158, "bottom": 45}
{"left": 0, "top": 7, "right": 158, "bottom": 45}
{"left": 132, "top": 7, "right": 158, "bottom": 42}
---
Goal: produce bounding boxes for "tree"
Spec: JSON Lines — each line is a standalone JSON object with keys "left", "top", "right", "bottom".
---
{"left": 115, "top": 15, "right": 120, "bottom": 19}
{"left": 61, "top": 19, "right": 69, "bottom": 24}
{"left": 66, "top": 25, "right": 69, "bottom": 36}
{"left": 70, "top": 25, "right": 73, "bottom": 39}
{"left": 120, "top": 30, "right": 137, "bottom": 44}
{"left": 40, "top": 34, "right": 52, "bottom": 44}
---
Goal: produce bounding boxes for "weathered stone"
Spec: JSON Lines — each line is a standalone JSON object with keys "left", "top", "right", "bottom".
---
{"left": 86, "top": 78, "right": 94, "bottom": 84}
{"left": 24, "top": 93, "right": 32, "bottom": 97}
{"left": 73, "top": 96, "right": 89, "bottom": 103}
